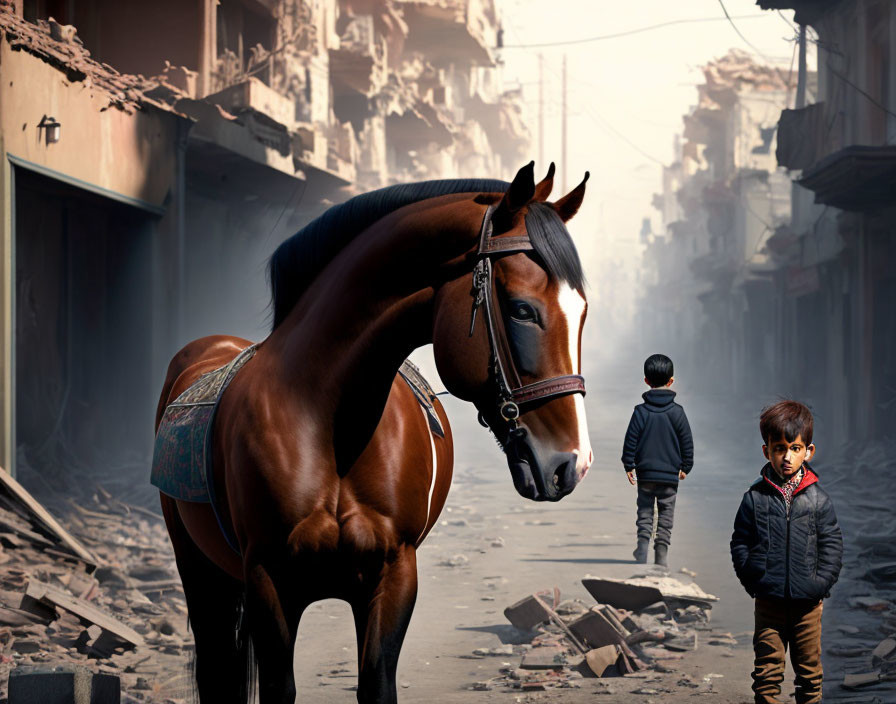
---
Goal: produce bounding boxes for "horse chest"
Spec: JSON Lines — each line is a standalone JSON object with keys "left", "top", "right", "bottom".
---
{"left": 287, "top": 505, "right": 398, "bottom": 559}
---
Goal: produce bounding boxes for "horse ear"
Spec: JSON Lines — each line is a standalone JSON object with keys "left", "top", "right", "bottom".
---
{"left": 493, "top": 161, "right": 536, "bottom": 230}
{"left": 533, "top": 162, "right": 556, "bottom": 202}
{"left": 552, "top": 171, "right": 589, "bottom": 222}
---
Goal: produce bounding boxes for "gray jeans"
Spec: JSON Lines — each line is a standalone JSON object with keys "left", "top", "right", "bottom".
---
{"left": 636, "top": 481, "right": 678, "bottom": 546}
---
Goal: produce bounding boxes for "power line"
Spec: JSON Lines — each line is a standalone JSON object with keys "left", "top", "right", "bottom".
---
{"left": 776, "top": 9, "right": 798, "bottom": 35}
{"left": 826, "top": 61, "right": 896, "bottom": 120}
{"left": 500, "top": 14, "right": 768, "bottom": 49}
{"left": 717, "top": 0, "right": 772, "bottom": 59}
{"left": 717, "top": 0, "right": 794, "bottom": 89}
{"left": 541, "top": 60, "right": 666, "bottom": 166}
{"left": 582, "top": 107, "right": 666, "bottom": 165}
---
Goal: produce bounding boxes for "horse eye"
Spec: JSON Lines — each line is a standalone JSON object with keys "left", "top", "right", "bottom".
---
{"left": 510, "top": 302, "right": 537, "bottom": 322}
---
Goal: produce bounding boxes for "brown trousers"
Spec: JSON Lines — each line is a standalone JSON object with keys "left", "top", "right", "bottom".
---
{"left": 753, "top": 598, "right": 823, "bottom": 704}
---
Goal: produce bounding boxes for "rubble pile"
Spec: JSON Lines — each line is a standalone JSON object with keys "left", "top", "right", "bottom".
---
{"left": 0, "top": 472, "right": 191, "bottom": 703}
{"left": 469, "top": 572, "right": 732, "bottom": 694}
{"left": 0, "top": 7, "right": 170, "bottom": 114}
{"left": 819, "top": 439, "right": 896, "bottom": 702}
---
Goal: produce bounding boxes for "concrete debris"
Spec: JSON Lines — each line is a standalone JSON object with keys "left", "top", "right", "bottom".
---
{"left": 472, "top": 644, "right": 514, "bottom": 656}
{"left": 804, "top": 440, "right": 896, "bottom": 699}
{"left": 437, "top": 554, "right": 469, "bottom": 568}
{"left": 582, "top": 645, "right": 619, "bottom": 677}
{"left": 503, "top": 592, "right": 556, "bottom": 631}
{"left": 484, "top": 573, "right": 728, "bottom": 692}
{"left": 842, "top": 671, "right": 884, "bottom": 689}
{"left": 872, "top": 638, "right": 896, "bottom": 666}
{"left": 8, "top": 665, "right": 120, "bottom": 704}
{"left": 0, "top": 485, "right": 194, "bottom": 702}
{"left": 519, "top": 645, "right": 568, "bottom": 670}
{"left": 582, "top": 574, "right": 718, "bottom": 612}
{"left": 0, "top": 9, "right": 168, "bottom": 113}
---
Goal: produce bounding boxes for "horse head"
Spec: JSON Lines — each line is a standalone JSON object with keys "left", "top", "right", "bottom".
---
{"left": 433, "top": 162, "right": 592, "bottom": 502}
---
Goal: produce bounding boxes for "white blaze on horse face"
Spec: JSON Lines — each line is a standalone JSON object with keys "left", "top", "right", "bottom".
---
{"left": 557, "top": 283, "right": 592, "bottom": 476}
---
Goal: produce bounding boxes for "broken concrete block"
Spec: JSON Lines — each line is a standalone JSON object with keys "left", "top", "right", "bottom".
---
{"left": 504, "top": 595, "right": 553, "bottom": 631}
{"left": 582, "top": 578, "right": 664, "bottom": 612}
{"left": 675, "top": 605, "right": 708, "bottom": 624}
{"left": 598, "top": 606, "right": 630, "bottom": 636}
{"left": 708, "top": 635, "right": 738, "bottom": 647}
{"left": 850, "top": 596, "right": 893, "bottom": 611}
{"left": 582, "top": 645, "right": 618, "bottom": 677}
{"left": 568, "top": 609, "right": 626, "bottom": 649}
{"left": 585, "top": 575, "right": 718, "bottom": 611}
{"left": 24, "top": 580, "right": 143, "bottom": 649}
{"left": 842, "top": 671, "right": 881, "bottom": 689}
{"left": 663, "top": 631, "right": 698, "bottom": 652}
{"left": 9, "top": 666, "right": 120, "bottom": 703}
{"left": 520, "top": 645, "right": 567, "bottom": 669}
{"left": 872, "top": 638, "right": 896, "bottom": 666}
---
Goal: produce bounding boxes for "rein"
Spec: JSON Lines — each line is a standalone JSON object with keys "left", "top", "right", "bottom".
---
{"left": 469, "top": 205, "right": 586, "bottom": 429}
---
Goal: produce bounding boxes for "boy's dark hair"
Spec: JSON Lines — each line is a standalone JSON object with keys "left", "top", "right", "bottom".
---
{"left": 760, "top": 400, "right": 814, "bottom": 445}
{"left": 644, "top": 354, "right": 674, "bottom": 387}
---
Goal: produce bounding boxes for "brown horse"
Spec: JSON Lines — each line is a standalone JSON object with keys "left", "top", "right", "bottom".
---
{"left": 154, "top": 162, "right": 592, "bottom": 703}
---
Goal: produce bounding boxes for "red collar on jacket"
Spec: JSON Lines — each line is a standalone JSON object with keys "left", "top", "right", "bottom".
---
{"left": 762, "top": 464, "right": 819, "bottom": 497}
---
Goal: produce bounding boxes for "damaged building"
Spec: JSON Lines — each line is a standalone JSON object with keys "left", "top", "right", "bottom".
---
{"left": 639, "top": 49, "right": 804, "bottom": 397}
{"left": 0, "top": 0, "right": 529, "bottom": 495}
{"left": 642, "top": 2, "right": 896, "bottom": 447}
{"left": 758, "top": 0, "right": 896, "bottom": 445}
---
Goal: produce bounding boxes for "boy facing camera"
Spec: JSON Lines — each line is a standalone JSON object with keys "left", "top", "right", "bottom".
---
{"left": 730, "top": 400, "right": 843, "bottom": 704}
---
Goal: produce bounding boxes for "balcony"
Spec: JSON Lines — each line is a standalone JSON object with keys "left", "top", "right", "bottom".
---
{"left": 205, "top": 78, "right": 296, "bottom": 129}
{"left": 395, "top": 0, "right": 495, "bottom": 66}
{"left": 798, "top": 145, "right": 896, "bottom": 211}
{"left": 330, "top": 15, "right": 387, "bottom": 97}
{"left": 755, "top": 1, "right": 838, "bottom": 25}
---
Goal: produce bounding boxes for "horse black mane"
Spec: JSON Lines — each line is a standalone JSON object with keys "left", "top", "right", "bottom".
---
{"left": 268, "top": 179, "right": 586, "bottom": 330}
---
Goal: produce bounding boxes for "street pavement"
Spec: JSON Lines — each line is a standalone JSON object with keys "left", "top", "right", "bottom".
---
{"left": 291, "top": 354, "right": 761, "bottom": 702}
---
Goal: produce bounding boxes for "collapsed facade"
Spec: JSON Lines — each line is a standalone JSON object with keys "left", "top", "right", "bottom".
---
{"left": 640, "top": 50, "right": 803, "bottom": 397}
{"left": 643, "top": 2, "right": 896, "bottom": 447}
{"left": 0, "top": 0, "right": 529, "bottom": 491}
{"left": 758, "top": 0, "right": 896, "bottom": 444}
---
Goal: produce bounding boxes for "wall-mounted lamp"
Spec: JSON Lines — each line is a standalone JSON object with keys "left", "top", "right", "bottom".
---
{"left": 38, "top": 115, "right": 61, "bottom": 144}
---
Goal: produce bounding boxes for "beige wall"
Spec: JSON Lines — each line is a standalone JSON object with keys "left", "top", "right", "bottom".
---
{"left": 0, "top": 42, "right": 180, "bottom": 208}
{"left": 0, "top": 38, "right": 185, "bottom": 474}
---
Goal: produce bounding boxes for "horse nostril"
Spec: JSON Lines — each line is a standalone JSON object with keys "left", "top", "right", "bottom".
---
{"left": 551, "top": 453, "right": 578, "bottom": 497}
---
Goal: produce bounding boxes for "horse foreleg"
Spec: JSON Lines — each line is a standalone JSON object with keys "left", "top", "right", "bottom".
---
{"left": 351, "top": 546, "right": 418, "bottom": 704}
{"left": 245, "top": 563, "right": 298, "bottom": 704}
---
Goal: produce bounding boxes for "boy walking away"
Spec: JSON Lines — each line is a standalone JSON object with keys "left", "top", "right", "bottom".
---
{"left": 730, "top": 401, "right": 843, "bottom": 704}
{"left": 621, "top": 354, "right": 694, "bottom": 568}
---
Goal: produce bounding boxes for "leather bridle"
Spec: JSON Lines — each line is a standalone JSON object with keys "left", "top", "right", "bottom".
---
{"left": 469, "top": 205, "right": 586, "bottom": 430}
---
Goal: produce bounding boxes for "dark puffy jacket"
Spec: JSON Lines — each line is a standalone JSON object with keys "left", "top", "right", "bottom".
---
{"left": 730, "top": 464, "right": 843, "bottom": 601}
{"left": 621, "top": 389, "right": 693, "bottom": 485}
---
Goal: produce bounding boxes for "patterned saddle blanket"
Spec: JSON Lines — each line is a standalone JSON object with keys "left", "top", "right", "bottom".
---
{"left": 151, "top": 349, "right": 444, "bottom": 505}
{"left": 151, "top": 344, "right": 258, "bottom": 503}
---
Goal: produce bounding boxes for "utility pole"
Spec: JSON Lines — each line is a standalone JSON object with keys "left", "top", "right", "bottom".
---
{"left": 561, "top": 54, "right": 567, "bottom": 193}
{"left": 796, "top": 24, "right": 807, "bottom": 108}
{"left": 538, "top": 53, "right": 544, "bottom": 169}
{"left": 792, "top": 24, "right": 808, "bottom": 229}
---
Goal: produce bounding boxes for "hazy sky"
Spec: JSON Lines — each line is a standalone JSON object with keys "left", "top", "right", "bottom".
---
{"left": 495, "top": 0, "right": 809, "bottom": 288}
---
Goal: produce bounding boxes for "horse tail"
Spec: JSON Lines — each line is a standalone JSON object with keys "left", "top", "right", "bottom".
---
{"left": 235, "top": 595, "right": 258, "bottom": 703}
{"left": 183, "top": 593, "right": 257, "bottom": 704}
